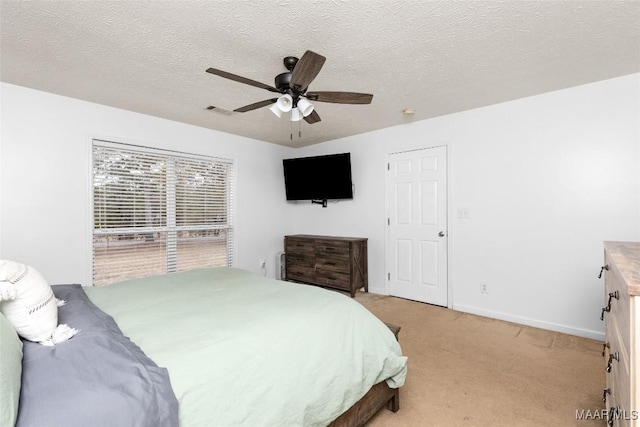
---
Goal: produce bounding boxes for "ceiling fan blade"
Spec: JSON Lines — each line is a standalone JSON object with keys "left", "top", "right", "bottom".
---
{"left": 206, "top": 68, "right": 279, "bottom": 93}
{"left": 304, "top": 110, "right": 321, "bottom": 124}
{"left": 233, "top": 98, "right": 278, "bottom": 113}
{"left": 289, "top": 51, "right": 326, "bottom": 92}
{"left": 306, "top": 91, "right": 373, "bottom": 104}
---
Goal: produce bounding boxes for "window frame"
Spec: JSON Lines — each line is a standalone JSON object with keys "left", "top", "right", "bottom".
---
{"left": 89, "top": 138, "right": 236, "bottom": 286}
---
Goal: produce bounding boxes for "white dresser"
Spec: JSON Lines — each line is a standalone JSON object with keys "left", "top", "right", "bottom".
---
{"left": 602, "top": 241, "right": 640, "bottom": 426}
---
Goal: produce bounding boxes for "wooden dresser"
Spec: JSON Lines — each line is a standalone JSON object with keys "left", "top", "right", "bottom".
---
{"left": 602, "top": 241, "right": 640, "bottom": 427}
{"left": 284, "top": 235, "right": 368, "bottom": 297}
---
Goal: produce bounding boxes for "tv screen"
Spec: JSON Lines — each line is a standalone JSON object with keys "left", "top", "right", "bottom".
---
{"left": 283, "top": 153, "right": 353, "bottom": 201}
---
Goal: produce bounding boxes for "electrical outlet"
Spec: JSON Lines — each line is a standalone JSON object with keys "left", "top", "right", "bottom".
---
{"left": 480, "top": 282, "right": 489, "bottom": 294}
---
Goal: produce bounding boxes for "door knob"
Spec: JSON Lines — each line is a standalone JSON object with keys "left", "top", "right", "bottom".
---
{"left": 438, "top": 231, "right": 445, "bottom": 237}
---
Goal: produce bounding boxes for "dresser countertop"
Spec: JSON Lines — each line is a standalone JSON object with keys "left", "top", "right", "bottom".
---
{"left": 604, "top": 241, "right": 640, "bottom": 296}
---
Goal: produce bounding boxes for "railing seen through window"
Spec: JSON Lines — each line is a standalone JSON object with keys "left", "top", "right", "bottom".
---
{"left": 92, "top": 141, "right": 234, "bottom": 286}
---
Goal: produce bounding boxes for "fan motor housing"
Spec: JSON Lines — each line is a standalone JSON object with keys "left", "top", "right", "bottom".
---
{"left": 274, "top": 72, "right": 291, "bottom": 92}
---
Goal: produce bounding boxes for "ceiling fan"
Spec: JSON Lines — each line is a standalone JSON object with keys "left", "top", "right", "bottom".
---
{"left": 205, "top": 50, "right": 373, "bottom": 124}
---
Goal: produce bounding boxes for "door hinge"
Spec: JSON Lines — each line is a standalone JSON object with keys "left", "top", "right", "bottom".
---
{"left": 387, "top": 163, "right": 390, "bottom": 170}
{"left": 388, "top": 272, "right": 390, "bottom": 280}
{"left": 387, "top": 218, "right": 390, "bottom": 225}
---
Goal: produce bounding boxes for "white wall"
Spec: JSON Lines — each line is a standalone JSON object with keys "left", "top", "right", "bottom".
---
{"left": 0, "top": 83, "right": 292, "bottom": 284}
{"left": 289, "top": 74, "right": 640, "bottom": 339}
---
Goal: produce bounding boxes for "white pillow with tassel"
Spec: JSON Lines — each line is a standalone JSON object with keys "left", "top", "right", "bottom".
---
{"left": 0, "top": 260, "right": 77, "bottom": 345}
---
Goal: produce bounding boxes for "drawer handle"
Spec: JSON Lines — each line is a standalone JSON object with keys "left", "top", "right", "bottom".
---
{"left": 600, "top": 306, "right": 610, "bottom": 321}
{"left": 602, "top": 342, "right": 609, "bottom": 357}
{"left": 602, "top": 388, "right": 610, "bottom": 403}
{"left": 606, "top": 351, "right": 619, "bottom": 373}
{"left": 600, "top": 291, "right": 619, "bottom": 320}
{"left": 598, "top": 264, "right": 609, "bottom": 279}
{"left": 607, "top": 406, "right": 620, "bottom": 427}
{"left": 608, "top": 290, "right": 619, "bottom": 304}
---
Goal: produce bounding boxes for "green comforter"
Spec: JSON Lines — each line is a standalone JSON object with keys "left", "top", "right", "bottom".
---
{"left": 85, "top": 268, "right": 407, "bottom": 427}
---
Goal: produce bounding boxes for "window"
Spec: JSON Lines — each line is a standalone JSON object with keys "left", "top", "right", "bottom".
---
{"left": 92, "top": 140, "right": 234, "bottom": 286}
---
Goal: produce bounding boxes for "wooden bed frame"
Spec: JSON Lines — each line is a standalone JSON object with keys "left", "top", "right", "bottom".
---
{"left": 329, "top": 323, "right": 402, "bottom": 427}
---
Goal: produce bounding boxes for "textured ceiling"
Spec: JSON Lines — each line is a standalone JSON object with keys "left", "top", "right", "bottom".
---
{"left": 1, "top": 0, "right": 639, "bottom": 147}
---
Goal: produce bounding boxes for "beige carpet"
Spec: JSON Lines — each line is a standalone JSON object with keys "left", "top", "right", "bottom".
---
{"left": 354, "top": 292, "right": 606, "bottom": 427}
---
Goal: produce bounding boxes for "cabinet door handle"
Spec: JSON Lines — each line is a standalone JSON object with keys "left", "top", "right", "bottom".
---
{"left": 598, "top": 264, "right": 609, "bottom": 279}
{"left": 602, "top": 388, "right": 610, "bottom": 403}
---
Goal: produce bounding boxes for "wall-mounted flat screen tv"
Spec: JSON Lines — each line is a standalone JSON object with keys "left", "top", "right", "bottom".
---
{"left": 283, "top": 153, "right": 353, "bottom": 202}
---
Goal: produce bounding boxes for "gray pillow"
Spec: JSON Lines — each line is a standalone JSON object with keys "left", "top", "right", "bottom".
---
{"left": 0, "top": 309, "right": 23, "bottom": 427}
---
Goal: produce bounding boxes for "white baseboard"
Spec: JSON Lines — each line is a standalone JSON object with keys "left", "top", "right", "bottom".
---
{"left": 453, "top": 303, "right": 605, "bottom": 341}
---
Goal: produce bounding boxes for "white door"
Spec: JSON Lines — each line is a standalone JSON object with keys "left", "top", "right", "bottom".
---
{"left": 386, "top": 146, "right": 448, "bottom": 306}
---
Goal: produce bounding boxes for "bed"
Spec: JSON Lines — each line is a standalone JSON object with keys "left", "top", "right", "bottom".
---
{"left": 9, "top": 267, "right": 407, "bottom": 427}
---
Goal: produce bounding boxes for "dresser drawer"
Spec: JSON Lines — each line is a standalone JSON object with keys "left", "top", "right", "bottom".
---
{"left": 607, "top": 322, "right": 631, "bottom": 401}
{"left": 605, "top": 255, "right": 632, "bottom": 353}
{"left": 286, "top": 265, "right": 315, "bottom": 283}
{"left": 286, "top": 238, "right": 315, "bottom": 254}
{"left": 606, "top": 312, "right": 629, "bottom": 372}
{"left": 315, "top": 241, "right": 350, "bottom": 258}
{"left": 315, "top": 269, "right": 350, "bottom": 289}
{"left": 316, "top": 257, "right": 350, "bottom": 273}
{"left": 606, "top": 343, "right": 631, "bottom": 426}
{"left": 286, "top": 253, "right": 315, "bottom": 268}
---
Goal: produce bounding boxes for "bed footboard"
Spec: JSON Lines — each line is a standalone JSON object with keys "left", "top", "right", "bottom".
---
{"left": 328, "top": 381, "right": 399, "bottom": 427}
{"left": 329, "top": 322, "right": 402, "bottom": 427}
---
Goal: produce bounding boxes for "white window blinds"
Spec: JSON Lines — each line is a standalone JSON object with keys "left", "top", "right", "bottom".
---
{"left": 92, "top": 140, "right": 234, "bottom": 286}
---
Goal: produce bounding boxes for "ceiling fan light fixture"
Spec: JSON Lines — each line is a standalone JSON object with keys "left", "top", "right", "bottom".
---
{"left": 297, "top": 97, "right": 314, "bottom": 117}
{"left": 275, "top": 94, "right": 293, "bottom": 113}
{"left": 290, "top": 108, "right": 304, "bottom": 122}
{"left": 269, "top": 103, "right": 284, "bottom": 118}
